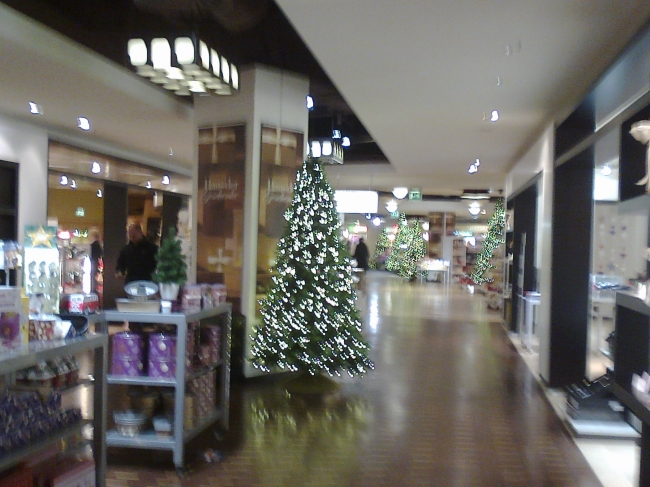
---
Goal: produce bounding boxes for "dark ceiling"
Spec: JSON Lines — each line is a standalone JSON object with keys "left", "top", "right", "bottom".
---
{"left": 3, "top": 0, "right": 388, "bottom": 164}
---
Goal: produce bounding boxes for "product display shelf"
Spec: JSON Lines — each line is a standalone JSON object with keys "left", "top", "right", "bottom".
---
{"left": 612, "top": 291, "right": 650, "bottom": 487}
{"left": 103, "top": 304, "right": 232, "bottom": 471}
{"left": 0, "top": 333, "right": 108, "bottom": 487}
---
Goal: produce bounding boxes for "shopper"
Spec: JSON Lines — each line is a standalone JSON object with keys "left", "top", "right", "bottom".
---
{"left": 353, "top": 238, "right": 370, "bottom": 271}
{"left": 115, "top": 223, "right": 158, "bottom": 284}
{"left": 89, "top": 230, "right": 103, "bottom": 291}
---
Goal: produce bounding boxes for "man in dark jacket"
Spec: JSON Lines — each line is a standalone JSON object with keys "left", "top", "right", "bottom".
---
{"left": 353, "top": 238, "right": 370, "bottom": 271}
{"left": 115, "top": 223, "right": 158, "bottom": 283}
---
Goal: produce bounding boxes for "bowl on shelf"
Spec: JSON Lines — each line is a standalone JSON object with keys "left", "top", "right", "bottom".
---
{"left": 113, "top": 411, "right": 146, "bottom": 437}
{"left": 153, "top": 415, "right": 173, "bottom": 438}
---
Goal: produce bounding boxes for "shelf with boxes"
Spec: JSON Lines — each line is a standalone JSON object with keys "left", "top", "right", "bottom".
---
{"left": 0, "top": 297, "right": 108, "bottom": 487}
{"left": 102, "top": 304, "right": 231, "bottom": 471}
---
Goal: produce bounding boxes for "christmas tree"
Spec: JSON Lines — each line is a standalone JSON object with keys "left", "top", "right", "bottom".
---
{"left": 400, "top": 220, "right": 427, "bottom": 280}
{"left": 250, "top": 158, "right": 373, "bottom": 378}
{"left": 385, "top": 214, "right": 409, "bottom": 273}
{"left": 371, "top": 227, "right": 392, "bottom": 269}
{"left": 152, "top": 227, "right": 187, "bottom": 285}
{"left": 470, "top": 198, "right": 506, "bottom": 284}
{"left": 384, "top": 215, "right": 426, "bottom": 279}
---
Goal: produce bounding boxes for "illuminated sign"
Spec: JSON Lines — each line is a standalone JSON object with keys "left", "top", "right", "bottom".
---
{"left": 334, "top": 190, "right": 378, "bottom": 214}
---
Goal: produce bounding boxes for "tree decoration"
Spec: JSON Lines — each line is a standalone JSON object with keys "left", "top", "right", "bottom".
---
{"left": 385, "top": 214, "right": 409, "bottom": 274}
{"left": 385, "top": 215, "right": 426, "bottom": 280}
{"left": 400, "top": 219, "right": 427, "bottom": 280}
{"left": 371, "top": 227, "right": 392, "bottom": 269}
{"left": 152, "top": 227, "right": 187, "bottom": 285}
{"left": 250, "top": 158, "right": 373, "bottom": 379}
{"left": 470, "top": 198, "right": 506, "bottom": 284}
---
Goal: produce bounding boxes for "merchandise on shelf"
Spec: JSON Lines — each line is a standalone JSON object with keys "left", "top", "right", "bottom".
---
{"left": 0, "top": 388, "right": 82, "bottom": 455}
{"left": 0, "top": 286, "right": 27, "bottom": 352}
{"left": 111, "top": 332, "right": 144, "bottom": 377}
{"left": 60, "top": 293, "right": 99, "bottom": 315}
{"left": 14, "top": 356, "right": 80, "bottom": 390}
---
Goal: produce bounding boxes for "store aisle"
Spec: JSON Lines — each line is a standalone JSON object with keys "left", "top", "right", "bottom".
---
{"left": 107, "top": 271, "right": 602, "bottom": 487}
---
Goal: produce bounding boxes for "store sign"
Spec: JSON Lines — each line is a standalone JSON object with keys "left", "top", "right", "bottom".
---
{"left": 408, "top": 188, "right": 422, "bottom": 200}
{"left": 75, "top": 207, "right": 85, "bottom": 217}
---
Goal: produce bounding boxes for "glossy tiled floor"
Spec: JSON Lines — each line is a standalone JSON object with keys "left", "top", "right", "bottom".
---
{"left": 107, "top": 271, "right": 603, "bottom": 486}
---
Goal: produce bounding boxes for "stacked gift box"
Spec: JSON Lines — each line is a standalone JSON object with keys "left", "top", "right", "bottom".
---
{"left": 0, "top": 389, "right": 82, "bottom": 455}
{"left": 187, "top": 371, "right": 217, "bottom": 422}
{"left": 111, "top": 331, "right": 178, "bottom": 379}
{"left": 200, "top": 325, "right": 221, "bottom": 366}
{"left": 181, "top": 284, "right": 227, "bottom": 312}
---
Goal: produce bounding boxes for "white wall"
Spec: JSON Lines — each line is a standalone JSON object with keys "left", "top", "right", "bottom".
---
{"left": 505, "top": 125, "right": 554, "bottom": 382}
{"left": 0, "top": 115, "right": 49, "bottom": 241}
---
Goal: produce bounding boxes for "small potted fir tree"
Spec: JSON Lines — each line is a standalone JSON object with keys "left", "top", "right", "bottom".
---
{"left": 153, "top": 228, "right": 187, "bottom": 301}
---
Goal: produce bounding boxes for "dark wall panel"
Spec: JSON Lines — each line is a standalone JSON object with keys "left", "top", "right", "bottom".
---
{"left": 509, "top": 184, "right": 538, "bottom": 332}
{"left": 549, "top": 147, "right": 594, "bottom": 387}
{"left": 161, "top": 193, "right": 183, "bottom": 243}
{"left": 102, "top": 184, "right": 128, "bottom": 310}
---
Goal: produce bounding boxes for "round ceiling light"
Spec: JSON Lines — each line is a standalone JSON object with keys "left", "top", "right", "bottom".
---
{"left": 385, "top": 200, "right": 398, "bottom": 213}
{"left": 392, "top": 187, "right": 408, "bottom": 199}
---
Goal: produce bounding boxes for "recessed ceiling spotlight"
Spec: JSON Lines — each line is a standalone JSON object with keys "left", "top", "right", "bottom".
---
{"left": 77, "top": 117, "right": 91, "bottom": 131}
{"left": 490, "top": 110, "right": 499, "bottom": 122}
{"left": 474, "top": 158, "right": 480, "bottom": 167}
{"left": 145, "top": 180, "right": 152, "bottom": 189}
{"left": 306, "top": 95, "right": 314, "bottom": 110}
{"left": 496, "top": 76, "right": 502, "bottom": 86}
{"left": 91, "top": 161, "right": 101, "bottom": 174}
{"left": 28, "top": 102, "right": 43, "bottom": 115}
{"left": 59, "top": 175, "right": 69, "bottom": 186}
{"left": 601, "top": 164, "right": 613, "bottom": 176}
{"left": 468, "top": 164, "right": 478, "bottom": 174}
{"left": 341, "top": 136, "right": 351, "bottom": 147}
{"left": 162, "top": 175, "right": 170, "bottom": 185}
{"left": 70, "top": 179, "right": 77, "bottom": 189}
{"left": 169, "top": 148, "right": 174, "bottom": 157}
{"left": 392, "top": 187, "right": 408, "bottom": 200}
{"left": 332, "top": 130, "right": 341, "bottom": 139}
{"left": 372, "top": 216, "right": 382, "bottom": 227}
{"left": 96, "top": 189, "right": 103, "bottom": 198}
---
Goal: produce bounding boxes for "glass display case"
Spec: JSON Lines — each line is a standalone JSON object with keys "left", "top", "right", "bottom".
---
{"left": 23, "top": 226, "right": 60, "bottom": 314}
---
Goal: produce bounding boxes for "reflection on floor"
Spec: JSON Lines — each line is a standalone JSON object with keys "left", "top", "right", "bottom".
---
{"left": 107, "top": 271, "right": 607, "bottom": 486}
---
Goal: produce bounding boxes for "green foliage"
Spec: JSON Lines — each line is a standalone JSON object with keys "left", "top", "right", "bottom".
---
{"left": 470, "top": 198, "right": 506, "bottom": 284}
{"left": 385, "top": 214, "right": 426, "bottom": 279}
{"left": 371, "top": 227, "right": 392, "bottom": 269}
{"left": 250, "top": 158, "right": 373, "bottom": 377}
{"left": 153, "top": 227, "right": 187, "bottom": 285}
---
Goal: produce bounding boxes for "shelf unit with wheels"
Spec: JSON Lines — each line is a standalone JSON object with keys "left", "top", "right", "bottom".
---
{"left": 0, "top": 330, "right": 108, "bottom": 487}
{"left": 102, "top": 304, "right": 231, "bottom": 472}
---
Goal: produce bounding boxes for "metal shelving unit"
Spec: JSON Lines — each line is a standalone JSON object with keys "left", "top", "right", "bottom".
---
{"left": 0, "top": 333, "right": 108, "bottom": 487}
{"left": 102, "top": 304, "right": 231, "bottom": 471}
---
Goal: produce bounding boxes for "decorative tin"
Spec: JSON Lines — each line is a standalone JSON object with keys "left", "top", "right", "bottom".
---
{"left": 111, "top": 356, "right": 144, "bottom": 376}
{"left": 112, "top": 332, "right": 144, "bottom": 358}
{"left": 148, "top": 358, "right": 176, "bottom": 378}
{"left": 148, "top": 332, "right": 176, "bottom": 359}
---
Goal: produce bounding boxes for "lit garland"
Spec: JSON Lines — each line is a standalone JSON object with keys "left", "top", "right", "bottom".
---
{"left": 250, "top": 158, "right": 374, "bottom": 377}
{"left": 470, "top": 198, "right": 506, "bottom": 284}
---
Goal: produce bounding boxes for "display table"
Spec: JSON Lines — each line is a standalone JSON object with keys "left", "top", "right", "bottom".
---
{"left": 101, "top": 304, "right": 231, "bottom": 472}
{"left": 417, "top": 260, "right": 450, "bottom": 284}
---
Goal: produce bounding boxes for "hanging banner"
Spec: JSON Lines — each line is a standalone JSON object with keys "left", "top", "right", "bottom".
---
{"left": 256, "top": 125, "right": 304, "bottom": 314}
{"left": 197, "top": 124, "right": 246, "bottom": 302}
